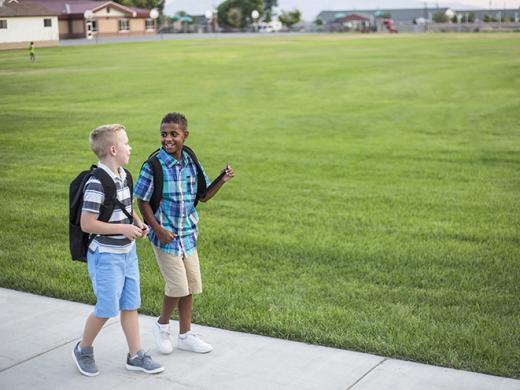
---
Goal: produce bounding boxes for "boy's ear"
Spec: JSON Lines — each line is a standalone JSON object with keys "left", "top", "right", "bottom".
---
{"left": 184, "top": 130, "right": 189, "bottom": 139}
{"left": 109, "top": 144, "right": 117, "bottom": 156}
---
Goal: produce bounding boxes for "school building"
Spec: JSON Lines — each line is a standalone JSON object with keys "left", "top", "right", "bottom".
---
{"left": 0, "top": 0, "right": 156, "bottom": 48}
{"left": 30, "top": 0, "right": 156, "bottom": 39}
{"left": 0, "top": 0, "right": 59, "bottom": 50}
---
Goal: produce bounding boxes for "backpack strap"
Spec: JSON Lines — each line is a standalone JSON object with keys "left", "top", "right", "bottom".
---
{"left": 124, "top": 168, "right": 133, "bottom": 202}
{"left": 92, "top": 168, "right": 133, "bottom": 223}
{"left": 149, "top": 155, "right": 163, "bottom": 215}
{"left": 140, "top": 148, "right": 163, "bottom": 218}
{"left": 183, "top": 145, "right": 207, "bottom": 207}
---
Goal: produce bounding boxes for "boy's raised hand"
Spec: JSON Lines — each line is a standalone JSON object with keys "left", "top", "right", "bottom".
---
{"left": 222, "top": 165, "right": 235, "bottom": 182}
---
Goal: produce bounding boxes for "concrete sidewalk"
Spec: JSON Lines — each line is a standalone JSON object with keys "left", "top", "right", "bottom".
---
{"left": 0, "top": 288, "right": 518, "bottom": 390}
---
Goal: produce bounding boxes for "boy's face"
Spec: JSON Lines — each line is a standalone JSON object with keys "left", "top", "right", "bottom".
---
{"left": 160, "top": 122, "right": 188, "bottom": 156}
{"left": 113, "top": 130, "right": 131, "bottom": 166}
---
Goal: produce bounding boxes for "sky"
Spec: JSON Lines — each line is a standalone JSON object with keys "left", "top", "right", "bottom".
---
{"left": 164, "top": 0, "right": 520, "bottom": 19}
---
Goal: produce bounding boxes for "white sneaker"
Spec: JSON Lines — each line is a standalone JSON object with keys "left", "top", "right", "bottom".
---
{"left": 152, "top": 320, "right": 173, "bottom": 354}
{"left": 177, "top": 331, "right": 213, "bottom": 353}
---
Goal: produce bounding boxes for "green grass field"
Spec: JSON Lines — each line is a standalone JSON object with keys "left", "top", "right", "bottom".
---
{"left": 0, "top": 33, "right": 519, "bottom": 378}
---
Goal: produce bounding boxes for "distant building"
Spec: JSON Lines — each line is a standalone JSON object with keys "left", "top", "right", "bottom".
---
{"left": 0, "top": 0, "right": 59, "bottom": 49}
{"left": 29, "top": 0, "right": 156, "bottom": 39}
{"left": 454, "top": 9, "right": 519, "bottom": 22}
{"left": 317, "top": 8, "right": 447, "bottom": 25}
{"left": 331, "top": 13, "right": 370, "bottom": 32}
{"left": 317, "top": 7, "right": 520, "bottom": 25}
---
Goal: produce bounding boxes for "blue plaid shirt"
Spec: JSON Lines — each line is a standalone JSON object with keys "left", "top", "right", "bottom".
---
{"left": 134, "top": 147, "right": 210, "bottom": 256}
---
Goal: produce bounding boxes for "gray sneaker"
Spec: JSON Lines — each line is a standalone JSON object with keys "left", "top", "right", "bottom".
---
{"left": 126, "top": 350, "right": 164, "bottom": 374}
{"left": 72, "top": 342, "right": 99, "bottom": 377}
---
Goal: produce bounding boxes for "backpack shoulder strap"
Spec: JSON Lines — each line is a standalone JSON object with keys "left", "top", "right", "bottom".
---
{"left": 92, "top": 168, "right": 117, "bottom": 223}
{"left": 94, "top": 168, "right": 134, "bottom": 223}
{"left": 183, "top": 146, "right": 206, "bottom": 207}
{"left": 140, "top": 149, "right": 163, "bottom": 216}
{"left": 123, "top": 168, "right": 133, "bottom": 202}
{"left": 183, "top": 145, "right": 199, "bottom": 164}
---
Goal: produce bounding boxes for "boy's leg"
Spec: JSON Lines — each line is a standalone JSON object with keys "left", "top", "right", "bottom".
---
{"left": 178, "top": 294, "right": 192, "bottom": 334}
{"left": 73, "top": 313, "right": 108, "bottom": 376}
{"left": 159, "top": 295, "right": 179, "bottom": 325}
{"left": 123, "top": 309, "right": 164, "bottom": 375}
{"left": 176, "top": 250, "right": 212, "bottom": 353}
{"left": 73, "top": 248, "right": 121, "bottom": 376}
{"left": 120, "top": 247, "right": 163, "bottom": 374}
{"left": 120, "top": 310, "right": 141, "bottom": 356}
{"left": 151, "top": 245, "right": 189, "bottom": 353}
{"left": 80, "top": 313, "right": 109, "bottom": 348}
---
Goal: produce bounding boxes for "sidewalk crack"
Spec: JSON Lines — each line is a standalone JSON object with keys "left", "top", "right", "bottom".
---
{"left": 0, "top": 320, "right": 119, "bottom": 373}
{"left": 346, "top": 358, "right": 387, "bottom": 390}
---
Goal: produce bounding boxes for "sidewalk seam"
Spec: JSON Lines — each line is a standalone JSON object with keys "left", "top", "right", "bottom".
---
{"left": 0, "top": 320, "right": 119, "bottom": 373}
{"left": 345, "top": 358, "right": 387, "bottom": 390}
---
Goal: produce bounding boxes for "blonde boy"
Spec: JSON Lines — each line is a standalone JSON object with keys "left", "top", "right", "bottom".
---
{"left": 73, "top": 124, "right": 163, "bottom": 376}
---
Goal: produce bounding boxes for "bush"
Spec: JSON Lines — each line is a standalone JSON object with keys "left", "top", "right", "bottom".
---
{"left": 433, "top": 11, "right": 449, "bottom": 23}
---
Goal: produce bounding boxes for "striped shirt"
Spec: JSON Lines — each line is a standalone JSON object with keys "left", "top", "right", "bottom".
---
{"left": 82, "top": 162, "right": 135, "bottom": 254}
{"left": 134, "top": 147, "right": 210, "bottom": 257}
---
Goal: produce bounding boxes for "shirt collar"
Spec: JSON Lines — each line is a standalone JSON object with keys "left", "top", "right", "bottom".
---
{"left": 159, "top": 147, "right": 188, "bottom": 168}
{"left": 97, "top": 161, "right": 126, "bottom": 182}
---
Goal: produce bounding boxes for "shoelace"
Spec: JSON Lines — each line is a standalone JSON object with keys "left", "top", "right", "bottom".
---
{"left": 189, "top": 332, "right": 203, "bottom": 340}
{"left": 134, "top": 349, "right": 151, "bottom": 359}
{"left": 160, "top": 328, "right": 171, "bottom": 339}
{"left": 80, "top": 351, "right": 95, "bottom": 364}
{"left": 185, "top": 332, "right": 208, "bottom": 345}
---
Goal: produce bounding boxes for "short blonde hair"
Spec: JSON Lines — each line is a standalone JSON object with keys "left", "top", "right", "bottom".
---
{"left": 89, "top": 124, "right": 126, "bottom": 159}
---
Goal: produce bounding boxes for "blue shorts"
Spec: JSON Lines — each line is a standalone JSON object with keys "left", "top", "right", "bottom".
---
{"left": 87, "top": 245, "right": 141, "bottom": 318}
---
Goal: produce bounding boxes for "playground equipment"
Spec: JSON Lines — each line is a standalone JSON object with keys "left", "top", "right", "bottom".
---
{"left": 383, "top": 19, "right": 398, "bottom": 33}
{"left": 374, "top": 11, "right": 398, "bottom": 33}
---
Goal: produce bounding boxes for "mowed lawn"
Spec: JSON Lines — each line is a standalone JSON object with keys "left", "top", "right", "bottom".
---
{"left": 0, "top": 33, "right": 519, "bottom": 378}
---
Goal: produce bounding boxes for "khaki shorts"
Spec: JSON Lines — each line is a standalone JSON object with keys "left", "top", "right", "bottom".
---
{"left": 151, "top": 245, "right": 202, "bottom": 298}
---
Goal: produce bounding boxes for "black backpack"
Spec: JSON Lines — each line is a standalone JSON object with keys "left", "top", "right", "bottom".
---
{"left": 69, "top": 165, "right": 134, "bottom": 262}
{"left": 142, "top": 146, "right": 225, "bottom": 222}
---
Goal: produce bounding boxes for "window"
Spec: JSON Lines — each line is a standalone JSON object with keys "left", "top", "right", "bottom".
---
{"left": 91, "top": 20, "right": 97, "bottom": 32}
{"left": 0, "top": 20, "right": 7, "bottom": 29}
{"left": 43, "top": 18, "right": 52, "bottom": 27}
{"left": 145, "top": 18, "right": 154, "bottom": 30}
{"left": 118, "top": 19, "right": 129, "bottom": 31}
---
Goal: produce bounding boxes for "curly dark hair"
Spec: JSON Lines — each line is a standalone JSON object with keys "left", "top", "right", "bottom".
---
{"left": 161, "top": 112, "right": 188, "bottom": 131}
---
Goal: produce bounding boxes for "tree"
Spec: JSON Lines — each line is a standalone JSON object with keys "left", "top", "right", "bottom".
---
{"left": 432, "top": 11, "right": 449, "bottom": 23}
{"left": 278, "top": 9, "right": 301, "bottom": 29}
{"left": 263, "top": 0, "right": 277, "bottom": 22}
{"left": 217, "top": 0, "right": 263, "bottom": 29}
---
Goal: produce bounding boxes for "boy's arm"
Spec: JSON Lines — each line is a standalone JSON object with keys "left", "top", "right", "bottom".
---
{"left": 81, "top": 211, "right": 143, "bottom": 241}
{"left": 199, "top": 165, "right": 235, "bottom": 203}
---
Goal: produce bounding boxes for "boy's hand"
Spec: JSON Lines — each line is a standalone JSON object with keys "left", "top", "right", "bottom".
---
{"left": 222, "top": 165, "right": 235, "bottom": 182}
{"left": 138, "top": 224, "right": 149, "bottom": 239}
{"left": 121, "top": 224, "right": 146, "bottom": 241}
{"left": 155, "top": 225, "right": 176, "bottom": 244}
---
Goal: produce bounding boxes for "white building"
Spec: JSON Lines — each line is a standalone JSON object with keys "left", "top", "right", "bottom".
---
{"left": 0, "top": 0, "right": 59, "bottom": 50}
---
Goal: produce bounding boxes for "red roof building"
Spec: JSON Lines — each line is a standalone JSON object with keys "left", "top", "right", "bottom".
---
{"left": 28, "top": 0, "right": 155, "bottom": 39}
